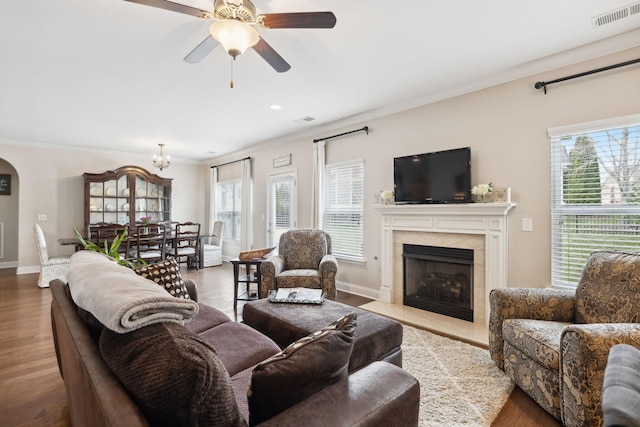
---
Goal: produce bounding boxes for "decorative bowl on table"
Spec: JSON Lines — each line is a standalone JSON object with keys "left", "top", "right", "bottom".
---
{"left": 238, "top": 247, "right": 276, "bottom": 260}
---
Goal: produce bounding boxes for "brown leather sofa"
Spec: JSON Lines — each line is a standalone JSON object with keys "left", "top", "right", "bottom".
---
{"left": 50, "top": 260, "right": 420, "bottom": 426}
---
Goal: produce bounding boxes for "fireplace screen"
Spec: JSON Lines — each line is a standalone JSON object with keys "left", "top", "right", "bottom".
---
{"left": 403, "top": 244, "right": 473, "bottom": 322}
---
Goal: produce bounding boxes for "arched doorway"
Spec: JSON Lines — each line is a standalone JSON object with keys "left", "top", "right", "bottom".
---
{"left": 0, "top": 159, "right": 19, "bottom": 273}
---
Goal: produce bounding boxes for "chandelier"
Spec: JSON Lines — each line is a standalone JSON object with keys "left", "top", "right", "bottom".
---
{"left": 152, "top": 144, "right": 171, "bottom": 171}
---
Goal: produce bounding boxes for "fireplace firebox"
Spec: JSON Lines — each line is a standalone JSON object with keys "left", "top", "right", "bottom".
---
{"left": 403, "top": 244, "right": 473, "bottom": 322}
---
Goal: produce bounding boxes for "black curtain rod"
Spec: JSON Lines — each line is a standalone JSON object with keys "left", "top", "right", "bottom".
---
{"left": 534, "top": 57, "right": 640, "bottom": 94}
{"left": 210, "top": 156, "right": 251, "bottom": 169}
{"left": 313, "top": 126, "right": 369, "bottom": 143}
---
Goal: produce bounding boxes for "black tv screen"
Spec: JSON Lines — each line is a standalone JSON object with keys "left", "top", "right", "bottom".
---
{"left": 393, "top": 147, "right": 471, "bottom": 204}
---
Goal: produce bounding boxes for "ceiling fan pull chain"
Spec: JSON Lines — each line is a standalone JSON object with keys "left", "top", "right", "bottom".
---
{"left": 230, "top": 58, "right": 235, "bottom": 89}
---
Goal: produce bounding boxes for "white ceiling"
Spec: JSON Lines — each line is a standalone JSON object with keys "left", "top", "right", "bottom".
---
{"left": 1, "top": 1, "right": 639, "bottom": 161}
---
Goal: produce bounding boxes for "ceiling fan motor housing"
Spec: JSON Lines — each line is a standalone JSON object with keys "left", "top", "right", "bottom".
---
{"left": 213, "top": 0, "right": 257, "bottom": 23}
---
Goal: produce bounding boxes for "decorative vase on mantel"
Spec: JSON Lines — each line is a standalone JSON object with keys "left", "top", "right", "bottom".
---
{"left": 475, "top": 194, "right": 490, "bottom": 203}
{"left": 380, "top": 190, "right": 395, "bottom": 205}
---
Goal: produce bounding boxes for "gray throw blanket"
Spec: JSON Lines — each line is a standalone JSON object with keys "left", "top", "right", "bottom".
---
{"left": 67, "top": 251, "right": 199, "bottom": 333}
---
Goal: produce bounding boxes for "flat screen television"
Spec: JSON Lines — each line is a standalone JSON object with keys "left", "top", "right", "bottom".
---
{"left": 393, "top": 147, "right": 471, "bottom": 204}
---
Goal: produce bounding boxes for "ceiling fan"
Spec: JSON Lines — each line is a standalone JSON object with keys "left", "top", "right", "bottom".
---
{"left": 124, "top": 0, "right": 337, "bottom": 74}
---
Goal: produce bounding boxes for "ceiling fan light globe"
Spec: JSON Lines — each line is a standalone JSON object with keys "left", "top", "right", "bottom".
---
{"left": 210, "top": 20, "right": 259, "bottom": 57}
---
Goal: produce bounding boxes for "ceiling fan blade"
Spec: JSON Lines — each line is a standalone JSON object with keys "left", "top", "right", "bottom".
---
{"left": 184, "top": 36, "right": 220, "bottom": 63}
{"left": 260, "top": 12, "right": 336, "bottom": 29}
{"left": 123, "top": 0, "right": 210, "bottom": 19}
{"left": 252, "top": 38, "right": 291, "bottom": 73}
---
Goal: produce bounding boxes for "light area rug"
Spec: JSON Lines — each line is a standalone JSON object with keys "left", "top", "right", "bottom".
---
{"left": 401, "top": 325, "right": 514, "bottom": 426}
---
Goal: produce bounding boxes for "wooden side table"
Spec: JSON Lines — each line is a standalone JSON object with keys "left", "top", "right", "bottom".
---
{"left": 230, "top": 257, "right": 263, "bottom": 310}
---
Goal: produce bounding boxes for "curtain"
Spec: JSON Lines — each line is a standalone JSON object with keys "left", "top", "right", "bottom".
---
{"left": 240, "top": 158, "right": 253, "bottom": 252}
{"left": 311, "top": 140, "right": 326, "bottom": 228}
{"left": 209, "top": 167, "right": 218, "bottom": 245}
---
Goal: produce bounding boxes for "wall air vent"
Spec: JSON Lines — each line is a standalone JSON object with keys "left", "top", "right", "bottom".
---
{"left": 592, "top": 2, "right": 640, "bottom": 27}
{"left": 293, "top": 116, "right": 316, "bottom": 124}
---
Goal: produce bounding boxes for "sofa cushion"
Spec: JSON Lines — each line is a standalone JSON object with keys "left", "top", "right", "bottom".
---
{"left": 279, "top": 229, "right": 328, "bottom": 270}
{"left": 199, "top": 322, "right": 281, "bottom": 376}
{"left": 184, "top": 303, "right": 233, "bottom": 334}
{"left": 276, "top": 269, "right": 322, "bottom": 289}
{"left": 502, "top": 319, "right": 570, "bottom": 372}
{"left": 99, "top": 322, "right": 244, "bottom": 427}
{"left": 134, "top": 257, "right": 190, "bottom": 299}
{"left": 247, "top": 312, "right": 356, "bottom": 426}
{"left": 575, "top": 251, "right": 640, "bottom": 324}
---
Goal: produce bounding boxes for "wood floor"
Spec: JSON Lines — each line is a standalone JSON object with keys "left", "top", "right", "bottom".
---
{"left": 0, "top": 263, "right": 560, "bottom": 427}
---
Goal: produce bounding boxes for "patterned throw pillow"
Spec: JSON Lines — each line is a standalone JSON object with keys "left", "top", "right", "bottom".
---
{"left": 134, "top": 257, "right": 191, "bottom": 299}
{"left": 247, "top": 312, "right": 356, "bottom": 426}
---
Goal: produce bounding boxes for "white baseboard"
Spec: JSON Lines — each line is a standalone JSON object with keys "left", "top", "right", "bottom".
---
{"left": 336, "top": 280, "right": 380, "bottom": 300}
{"left": 0, "top": 261, "right": 17, "bottom": 269}
{"left": 17, "top": 265, "right": 39, "bottom": 274}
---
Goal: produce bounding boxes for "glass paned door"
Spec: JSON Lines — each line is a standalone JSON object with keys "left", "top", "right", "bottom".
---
{"left": 267, "top": 171, "right": 297, "bottom": 248}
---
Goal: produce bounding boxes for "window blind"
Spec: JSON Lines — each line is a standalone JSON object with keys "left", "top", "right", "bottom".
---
{"left": 323, "top": 159, "right": 364, "bottom": 260}
{"left": 217, "top": 180, "right": 242, "bottom": 241}
{"left": 550, "top": 117, "right": 640, "bottom": 288}
{"left": 268, "top": 174, "right": 295, "bottom": 247}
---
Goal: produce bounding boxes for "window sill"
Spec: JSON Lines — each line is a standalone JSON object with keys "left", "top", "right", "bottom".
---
{"left": 334, "top": 255, "right": 366, "bottom": 266}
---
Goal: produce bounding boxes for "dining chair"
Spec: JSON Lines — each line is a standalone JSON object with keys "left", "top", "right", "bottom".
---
{"left": 170, "top": 222, "right": 201, "bottom": 269}
{"left": 94, "top": 223, "right": 129, "bottom": 250}
{"left": 87, "top": 222, "right": 111, "bottom": 242}
{"left": 127, "top": 223, "right": 167, "bottom": 265}
{"left": 33, "top": 224, "right": 71, "bottom": 288}
{"left": 201, "top": 221, "right": 224, "bottom": 267}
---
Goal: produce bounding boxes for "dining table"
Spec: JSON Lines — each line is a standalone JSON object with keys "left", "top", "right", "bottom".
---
{"left": 58, "top": 233, "right": 212, "bottom": 254}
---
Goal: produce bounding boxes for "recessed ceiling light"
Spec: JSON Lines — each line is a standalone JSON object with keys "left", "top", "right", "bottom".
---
{"left": 269, "top": 104, "right": 282, "bottom": 110}
{"left": 294, "top": 116, "right": 316, "bottom": 124}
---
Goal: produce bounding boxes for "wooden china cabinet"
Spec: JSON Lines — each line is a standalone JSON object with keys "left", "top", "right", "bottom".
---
{"left": 83, "top": 166, "right": 172, "bottom": 229}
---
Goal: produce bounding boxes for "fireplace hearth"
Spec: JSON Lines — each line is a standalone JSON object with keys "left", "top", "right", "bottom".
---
{"left": 403, "top": 244, "right": 473, "bottom": 321}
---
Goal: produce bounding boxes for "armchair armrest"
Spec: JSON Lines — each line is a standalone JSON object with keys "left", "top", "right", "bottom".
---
{"left": 257, "top": 361, "right": 420, "bottom": 427}
{"left": 319, "top": 254, "right": 337, "bottom": 272}
{"left": 560, "top": 324, "right": 640, "bottom": 427}
{"left": 260, "top": 255, "right": 285, "bottom": 298}
{"left": 319, "top": 254, "right": 338, "bottom": 300}
{"left": 184, "top": 278, "right": 198, "bottom": 302}
{"left": 489, "top": 288, "right": 575, "bottom": 368}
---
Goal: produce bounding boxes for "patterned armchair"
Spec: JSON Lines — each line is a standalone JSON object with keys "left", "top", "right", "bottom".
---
{"left": 489, "top": 250, "right": 640, "bottom": 427}
{"left": 260, "top": 229, "right": 338, "bottom": 300}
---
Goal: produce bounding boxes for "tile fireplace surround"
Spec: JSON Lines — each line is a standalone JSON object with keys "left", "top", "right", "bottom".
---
{"left": 369, "top": 203, "right": 516, "bottom": 344}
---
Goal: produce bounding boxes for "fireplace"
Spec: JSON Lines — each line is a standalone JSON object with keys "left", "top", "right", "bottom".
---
{"left": 375, "top": 203, "right": 515, "bottom": 328}
{"left": 403, "top": 244, "right": 474, "bottom": 321}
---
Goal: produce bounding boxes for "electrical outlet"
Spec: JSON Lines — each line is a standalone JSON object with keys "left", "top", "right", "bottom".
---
{"left": 38, "top": 214, "right": 47, "bottom": 221}
{"left": 522, "top": 218, "right": 533, "bottom": 232}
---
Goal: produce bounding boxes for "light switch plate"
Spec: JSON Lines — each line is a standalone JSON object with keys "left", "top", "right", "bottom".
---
{"left": 522, "top": 218, "right": 533, "bottom": 232}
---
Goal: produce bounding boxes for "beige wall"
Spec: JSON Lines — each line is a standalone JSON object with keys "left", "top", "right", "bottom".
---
{"left": 0, "top": 145, "right": 206, "bottom": 273}
{"left": 2, "top": 46, "right": 638, "bottom": 294}
{"left": 209, "top": 45, "right": 640, "bottom": 297}
{"left": 0, "top": 159, "right": 19, "bottom": 265}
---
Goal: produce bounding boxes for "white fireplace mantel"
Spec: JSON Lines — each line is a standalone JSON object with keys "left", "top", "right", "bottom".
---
{"left": 374, "top": 202, "right": 516, "bottom": 325}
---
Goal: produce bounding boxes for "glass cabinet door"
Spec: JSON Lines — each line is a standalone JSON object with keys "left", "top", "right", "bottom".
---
{"left": 88, "top": 176, "right": 130, "bottom": 225}
{"left": 84, "top": 166, "right": 172, "bottom": 229}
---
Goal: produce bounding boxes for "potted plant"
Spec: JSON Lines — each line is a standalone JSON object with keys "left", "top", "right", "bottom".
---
{"left": 74, "top": 228, "right": 146, "bottom": 269}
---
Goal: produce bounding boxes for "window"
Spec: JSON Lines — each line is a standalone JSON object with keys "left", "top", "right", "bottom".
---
{"left": 323, "top": 159, "right": 364, "bottom": 261}
{"left": 217, "top": 180, "right": 242, "bottom": 242}
{"left": 267, "top": 171, "right": 297, "bottom": 247}
{"left": 550, "top": 116, "right": 640, "bottom": 289}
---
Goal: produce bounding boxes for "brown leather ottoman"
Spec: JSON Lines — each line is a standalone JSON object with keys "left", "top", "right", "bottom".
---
{"left": 242, "top": 298, "right": 403, "bottom": 372}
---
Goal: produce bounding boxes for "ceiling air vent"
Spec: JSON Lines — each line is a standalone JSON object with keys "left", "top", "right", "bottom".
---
{"left": 293, "top": 116, "right": 316, "bottom": 124}
{"left": 592, "top": 2, "right": 640, "bottom": 27}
